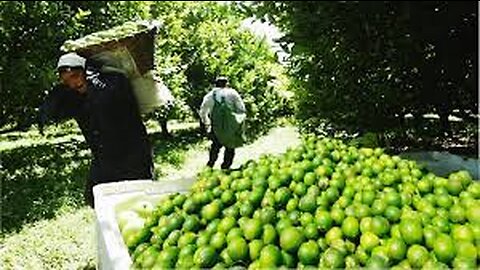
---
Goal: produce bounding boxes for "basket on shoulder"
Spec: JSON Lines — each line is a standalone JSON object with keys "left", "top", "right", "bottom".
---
{"left": 60, "top": 20, "right": 161, "bottom": 75}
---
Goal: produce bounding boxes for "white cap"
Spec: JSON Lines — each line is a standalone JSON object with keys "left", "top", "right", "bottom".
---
{"left": 56, "top": 52, "right": 86, "bottom": 70}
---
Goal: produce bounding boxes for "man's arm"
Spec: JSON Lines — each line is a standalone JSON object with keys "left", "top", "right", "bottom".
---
{"left": 37, "top": 85, "right": 79, "bottom": 134}
{"left": 199, "top": 91, "right": 214, "bottom": 130}
{"left": 105, "top": 72, "right": 143, "bottom": 131}
{"left": 232, "top": 90, "right": 246, "bottom": 114}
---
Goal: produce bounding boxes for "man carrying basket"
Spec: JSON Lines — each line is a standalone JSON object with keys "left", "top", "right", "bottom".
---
{"left": 38, "top": 52, "right": 154, "bottom": 207}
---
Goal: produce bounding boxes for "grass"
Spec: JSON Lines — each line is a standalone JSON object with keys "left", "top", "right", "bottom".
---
{"left": 1, "top": 208, "right": 96, "bottom": 270}
{"left": 0, "top": 119, "right": 207, "bottom": 269}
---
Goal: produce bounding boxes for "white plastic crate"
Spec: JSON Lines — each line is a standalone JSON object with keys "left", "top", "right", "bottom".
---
{"left": 93, "top": 177, "right": 195, "bottom": 270}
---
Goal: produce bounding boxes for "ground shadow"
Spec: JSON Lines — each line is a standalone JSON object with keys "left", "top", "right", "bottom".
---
{"left": 1, "top": 126, "right": 206, "bottom": 235}
{"left": 150, "top": 126, "right": 206, "bottom": 174}
{"left": 1, "top": 139, "right": 90, "bottom": 235}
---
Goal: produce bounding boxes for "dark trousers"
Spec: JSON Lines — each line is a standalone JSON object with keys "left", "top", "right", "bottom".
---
{"left": 84, "top": 155, "right": 153, "bottom": 208}
{"left": 207, "top": 133, "right": 235, "bottom": 170}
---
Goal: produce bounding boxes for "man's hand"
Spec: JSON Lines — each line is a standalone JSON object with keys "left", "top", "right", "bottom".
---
{"left": 205, "top": 125, "right": 212, "bottom": 134}
{"left": 36, "top": 107, "right": 47, "bottom": 136}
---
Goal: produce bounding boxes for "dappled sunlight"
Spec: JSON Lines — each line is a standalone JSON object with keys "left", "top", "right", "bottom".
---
{"left": 1, "top": 140, "right": 90, "bottom": 234}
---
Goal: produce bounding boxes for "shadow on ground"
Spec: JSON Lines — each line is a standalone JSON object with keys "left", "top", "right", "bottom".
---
{"left": 1, "top": 126, "right": 206, "bottom": 235}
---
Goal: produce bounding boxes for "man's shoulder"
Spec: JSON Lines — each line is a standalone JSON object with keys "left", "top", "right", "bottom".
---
{"left": 225, "top": 87, "right": 241, "bottom": 97}
{"left": 99, "top": 69, "right": 128, "bottom": 81}
{"left": 87, "top": 69, "right": 128, "bottom": 88}
{"left": 205, "top": 88, "right": 217, "bottom": 97}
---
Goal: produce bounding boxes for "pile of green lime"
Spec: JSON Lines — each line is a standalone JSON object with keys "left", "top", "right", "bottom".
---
{"left": 60, "top": 21, "right": 151, "bottom": 52}
{"left": 123, "top": 136, "right": 479, "bottom": 269}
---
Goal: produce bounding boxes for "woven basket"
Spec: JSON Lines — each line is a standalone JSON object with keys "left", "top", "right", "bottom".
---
{"left": 69, "top": 28, "right": 156, "bottom": 75}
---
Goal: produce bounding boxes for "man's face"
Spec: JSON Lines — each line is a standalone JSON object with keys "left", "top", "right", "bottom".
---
{"left": 59, "top": 69, "right": 87, "bottom": 94}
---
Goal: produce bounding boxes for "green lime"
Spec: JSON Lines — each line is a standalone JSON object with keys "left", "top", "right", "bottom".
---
{"left": 362, "top": 190, "right": 376, "bottom": 206}
{"left": 385, "top": 191, "right": 402, "bottom": 207}
{"left": 205, "top": 219, "right": 220, "bottom": 234}
{"left": 341, "top": 216, "right": 359, "bottom": 239}
{"left": 466, "top": 205, "right": 480, "bottom": 223}
{"left": 242, "top": 218, "right": 263, "bottom": 240}
{"left": 281, "top": 250, "right": 297, "bottom": 268}
{"left": 316, "top": 210, "right": 333, "bottom": 232}
{"left": 223, "top": 205, "right": 239, "bottom": 219}
{"left": 304, "top": 172, "right": 317, "bottom": 186}
{"left": 280, "top": 226, "right": 305, "bottom": 253}
{"left": 299, "top": 212, "right": 314, "bottom": 227}
{"left": 259, "top": 244, "right": 282, "bottom": 268}
{"left": 227, "top": 237, "right": 248, "bottom": 262}
{"left": 304, "top": 223, "right": 319, "bottom": 240}
{"left": 436, "top": 194, "right": 453, "bottom": 209}
{"left": 177, "top": 232, "right": 197, "bottom": 248}
{"left": 275, "top": 187, "right": 292, "bottom": 207}
{"left": 249, "top": 239, "right": 264, "bottom": 260}
{"left": 298, "top": 240, "right": 320, "bottom": 265}
{"left": 275, "top": 218, "right": 292, "bottom": 233}
{"left": 399, "top": 219, "right": 423, "bottom": 245}
{"left": 452, "top": 257, "right": 477, "bottom": 270}
{"left": 196, "top": 231, "right": 211, "bottom": 247}
{"left": 239, "top": 203, "right": 254, "bottom": 217}
{"left": 299, "top": 195, "right": 316, "bottom": 213}
{"left": 449, "top": 204, "right": 466, "bottom": 223}
{"left": 360, "top": 232, "right": 380, "bottom": 252}
{"left": 226, "top": 227, "right": 243, "bottom": 242}
{"left": 286, "top": 197, "right": 299, "bottom": 212}
{"left": 330, "top": 208, "right": 345, "bottom": 225}
{"left": 183, "top": 215, "right": 201, "bottom": 232}
{"left": 325, "top": 187, "right": 340, "bottom": 203}
{"left": 423, "top": 226, "right": 438, "bottom": 249}
{"left": 193, "top": 246, "right": 217, "bottom": 268}
{"left": 178, "top": 244, "right": 196, "bottom": 260}
{"left": 220, "top": 190, "right": 235, "bottom": 206}
{"left": 140, "top": 246, "right": 161, "bottom": 268}
{"left": 446, "top": 178, "right": 464, "bottom": 196}
{"left": 325, "top": 227, "right": 343, "bottom": 246}
{"left": 432, "top": 216, "right": 450, "bottom": 233}
{"left": 406, "top": 245, "right": 429, "bottom": 269}
{"left": 262, "top": 224, "right": 277, "bottom": 244}
{"left": 320, "top": 247, "right": 345, "bottom": 268}
{"left": 294, "top": 182, "right": 307, "bottom": 196}
{"left": 388, "top": 238, "right": 407, "bottom": 262}
{"left": 201, "top": 200, "right": 222, "bottom": 221}
{"left": 452, "top": 225, "right": 474, "bottom": 242}
{"left": 390, "top": 224, "right": 402, "bottom": 239}
{"left": 210, "top": 232, "right": 226, "bottom": 250}
{"left": 366, "top": 254, "right": 388, "bottom": 270}
{"left": 371, "top": 216, "right": 389, "bottom": 237}
{"left": 355, "top": 204, "right": 371, "bottom": 219}
{"left": 218, "top": 216, "right": 236, "bottom": 233}
{"left": 384, "top": 206, "right": 401, "bottom": 222}
{"left": 259, "top": 207, "right": 276, "bottom": 225}
{"left": 371, "top": 199, "right": 387, "bottom": 216}
{"left": 455, "top": 241, "right": 477, "bottom": 261}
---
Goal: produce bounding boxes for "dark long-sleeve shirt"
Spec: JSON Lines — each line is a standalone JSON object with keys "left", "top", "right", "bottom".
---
{"left": 39, "top": 69, "right": 153, "bottom": 182}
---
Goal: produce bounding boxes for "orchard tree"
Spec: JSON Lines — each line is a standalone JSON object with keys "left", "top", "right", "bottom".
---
{"left": 245, "top": 1, "right": 477, "bottom": 141}
{"left": 0, "top": 1, "right": 150, "bottom": 131}
{"left": 151, "top": 1, "right": 289, "bottom": 139}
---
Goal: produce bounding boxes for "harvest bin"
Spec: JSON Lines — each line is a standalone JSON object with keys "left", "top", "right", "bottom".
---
{"left": 93, "top": 177, "right": 195, "bottom": 270}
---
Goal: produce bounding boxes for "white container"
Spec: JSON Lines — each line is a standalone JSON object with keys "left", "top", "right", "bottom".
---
{"left": 400, "top": 151, "right": 480, "bottom": 179}
{"left": 93, "top": 177, "right": 195, "bottom": 270}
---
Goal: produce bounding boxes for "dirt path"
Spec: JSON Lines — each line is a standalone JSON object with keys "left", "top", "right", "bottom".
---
{"left": 162, "top": 125, "right": 301, "bottom": 180}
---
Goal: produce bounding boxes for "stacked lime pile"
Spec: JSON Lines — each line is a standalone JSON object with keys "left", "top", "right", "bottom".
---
{"left": 120, "top": 136, "right": 479, "bottom": 269}
{"left": 60, "top": 21, "right": 151, "bottom": 52}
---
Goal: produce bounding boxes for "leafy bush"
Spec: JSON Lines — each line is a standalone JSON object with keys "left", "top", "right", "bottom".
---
{"left": 246, "top": 2, "right": 477, "bottom": 140}
{"left": 1, "top": 1, "right": 291, "bottom": 141}
{"left": 0, "top": 1, "right": 150, "bottom": 130}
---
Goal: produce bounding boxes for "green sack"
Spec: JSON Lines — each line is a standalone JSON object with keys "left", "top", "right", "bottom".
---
{"left": 211, "top": 91, "right": 246, "bottom": 148}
